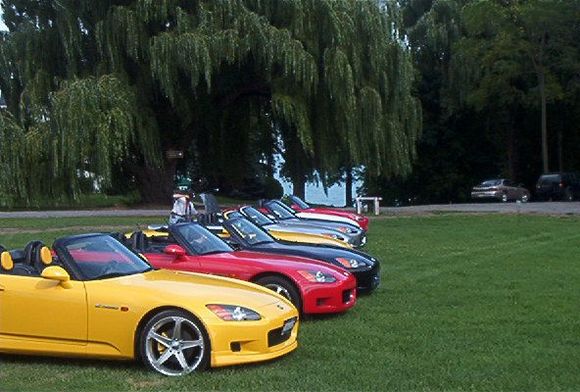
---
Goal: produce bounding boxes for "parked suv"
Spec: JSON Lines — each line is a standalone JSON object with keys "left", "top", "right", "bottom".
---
{"left": 535, "top": 172, "right": 580, "bottom": 201}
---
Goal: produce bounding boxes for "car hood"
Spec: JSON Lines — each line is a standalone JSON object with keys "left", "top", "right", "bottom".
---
{"left": 207, "top": 250, "right": 350, "bottom": 276}
{"left": 265, "top": 222, "right": 353, "bottom": 237}
{"left": 308, "top": 207, "right": 364, "bottom": 221}
{"left": 85, "top": 269, "right": 287, "bottom": 309}
{"left": 254, "top": 242, "right": 378, "bottom": 269}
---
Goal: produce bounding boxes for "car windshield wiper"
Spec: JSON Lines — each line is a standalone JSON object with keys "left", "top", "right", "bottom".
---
{"left": 252, "top": 240, "right": 274, "bottom": 246}
{"left": 96, "top": 272, "right": 126, "bottom": 280}
{"left": 199, "top": 250, "right": 228, "bottom": 255}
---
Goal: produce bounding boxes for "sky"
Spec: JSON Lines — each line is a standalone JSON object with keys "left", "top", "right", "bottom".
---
{"left": 0, "top": 8, "right": 6, "bottom": 31}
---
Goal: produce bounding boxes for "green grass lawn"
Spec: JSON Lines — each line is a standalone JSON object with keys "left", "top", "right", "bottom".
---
{"left": 1, "top": 214, "right": 579, "bottom": 391}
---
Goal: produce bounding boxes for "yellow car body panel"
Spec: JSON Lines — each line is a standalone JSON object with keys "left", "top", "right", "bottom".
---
{"left": 0, "top": 269, "right": 298, "bottom": 367}
{"left": 265, "top": 229, "right": 353, "bottom": 249}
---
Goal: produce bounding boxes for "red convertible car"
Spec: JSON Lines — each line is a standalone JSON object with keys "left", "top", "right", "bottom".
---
{"left": 130, "top": 223, "right": 357, "bottom": 315}
{"left": 286, "top": 196, "right": 369, "bottom": 231}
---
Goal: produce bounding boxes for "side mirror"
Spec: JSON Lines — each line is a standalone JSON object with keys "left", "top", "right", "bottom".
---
{"left": 164, "top": 244, "right": 186, "bottom": 257}
{"left": 41, "top": 266, "right": 72, "bottom": 288}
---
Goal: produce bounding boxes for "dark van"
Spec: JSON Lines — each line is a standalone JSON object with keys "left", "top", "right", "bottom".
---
{"left": 535, "top": 172, "right": 580, "bottom": 201}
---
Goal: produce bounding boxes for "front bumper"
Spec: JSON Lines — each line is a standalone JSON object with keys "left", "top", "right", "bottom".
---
{"left": 471, "top": 191, "right": 502, "bottom": 200}
{"left": 300, "top": 274, "right": 357, "bottom": 314}
{"left": 208, "top": 301, "right": 299, "bottom": 367}
{"left": 347, "top": 232, "right": 367, "bottom": 248}
{"left": 353, "top": 263, "right": 381, "bottom": 294}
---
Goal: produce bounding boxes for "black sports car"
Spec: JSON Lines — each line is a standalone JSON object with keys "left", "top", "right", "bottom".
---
{"left": 223, "top": 217, "right": 380, "bottom": 293}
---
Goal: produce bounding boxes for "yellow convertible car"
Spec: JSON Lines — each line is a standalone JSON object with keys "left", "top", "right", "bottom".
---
{"left": 0, "top": 234, "right": 299, "bottom": 376}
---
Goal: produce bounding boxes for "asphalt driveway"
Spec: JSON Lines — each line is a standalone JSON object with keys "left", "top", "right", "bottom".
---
{"left": 1, "top": 202, "right": 580, "bottom": 218}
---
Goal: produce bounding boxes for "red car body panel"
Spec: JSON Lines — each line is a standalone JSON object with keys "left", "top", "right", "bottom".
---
{"left": 143, "top": 249, "right": 357, "bottom": 315}
{"left": 290, "top": 205, "right": 370, "bottom": 231}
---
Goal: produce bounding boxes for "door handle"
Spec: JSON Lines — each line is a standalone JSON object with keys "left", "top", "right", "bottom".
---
{"left": 0, "top": 285, "right": 5, "bottom": 291}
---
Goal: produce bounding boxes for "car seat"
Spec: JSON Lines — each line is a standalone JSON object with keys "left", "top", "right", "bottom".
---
{"left": 130, "top": 231, "right": 148, "bottom": 252}
{"left": 110, "top": 232, "right": 130, "bottom": 247}
{"left": 24, "top": 240, "right": 53, "bottom": 274}
{"left": 6, "top": 247, "right": 35, "bottom": 276}
{"left": 200, "top": 193, "right": 221, "bottom": 214}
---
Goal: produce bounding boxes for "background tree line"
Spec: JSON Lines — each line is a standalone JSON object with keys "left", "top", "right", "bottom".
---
{"left": 0, "top": 0, "right": 578, "bottom": 207}
{"left": 370, "top": 0, "right": 580, "bottom": 205}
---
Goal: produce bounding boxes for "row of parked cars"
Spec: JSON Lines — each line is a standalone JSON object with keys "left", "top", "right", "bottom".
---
{"left": 0, "top": 195, "right": 378, "bottom": 376}
{"left": 471, "top": 172, "right": 580, "bottom": 202}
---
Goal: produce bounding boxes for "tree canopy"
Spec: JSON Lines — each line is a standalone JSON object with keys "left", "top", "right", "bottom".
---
{"left": 0, "top": 0, "right": 421, "bottom": 206}
{"left": 368, "top": 0, "right": 580, "bottom": 205}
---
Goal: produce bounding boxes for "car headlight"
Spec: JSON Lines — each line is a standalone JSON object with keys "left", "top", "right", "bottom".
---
{"left": 338, "top": 226, "right": 358, "bottom": 234}
{"left": 298, "top": 270, "right": 337, "bottom": 283}
{"left": 323, "top": 233, "right": 345, "bottom": 241}
{"left": 336, "top": 257, "right": 360, "bottom": 268}
{"left": 355, "top": 216, "right": 364, "bottom": 221}
{"left": 206, "top": 304, "right": 261, "bottom": 321}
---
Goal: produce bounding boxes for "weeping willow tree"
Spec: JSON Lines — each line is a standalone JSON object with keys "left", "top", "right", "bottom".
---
{"left": 0, "top": 0, "right": 421, "bottom": 205}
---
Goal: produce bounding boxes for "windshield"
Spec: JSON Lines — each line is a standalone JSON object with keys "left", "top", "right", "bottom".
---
{"left": 227, "top": 219, "right": 275, "bottom": 245}
{"left": 539, "top": 174, "right": 560, "bottom": 185}
{"left": 224, "top": 210, "right": 244, "bottom": 220}
{"left": 63, "top": 235, "right": 152, "bottom": 280}
{"left": 265, "top": 201, "right": 295, "bottom": 220}
{"left": 240, "top": 206, "right": 275, "bottom": 225}
{"left": 290, "top": 195, "right": 310, "bottom": 209}
{"left": 174, "top": 224, "right": 233, "bottom": 255}
{"left": 480, "top": 179, "right": 502, "bottom": 187}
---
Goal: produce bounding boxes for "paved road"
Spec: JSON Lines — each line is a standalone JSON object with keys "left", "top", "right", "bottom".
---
{"left": 378, "top": 202, "right": 580, "bottom": 216}
{"left": 1, "top": 202, "right": 580, "bottom": 218}
{"left": 0, "top": 209, "right": 169, "bottom": 219}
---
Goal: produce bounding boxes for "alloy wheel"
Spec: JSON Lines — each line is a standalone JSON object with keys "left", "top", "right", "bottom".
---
{"left": 143, "top": 315, "right": 206, "bottom": 376}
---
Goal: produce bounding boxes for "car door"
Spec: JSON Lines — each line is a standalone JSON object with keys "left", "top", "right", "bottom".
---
{"left": 0, "top": 273, "right": 87, "bottom": 346}
{"left": 503, "top": 180, "right": 516, "bottom": 199}
{"left": 195, "top": 253, "right": 249, "bottom": 280}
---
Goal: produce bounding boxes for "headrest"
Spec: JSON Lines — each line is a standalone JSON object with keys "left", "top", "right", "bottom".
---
{"left": 1, "top": 251, "right": 13, "bottom": 271}
{"left": 39, "top": 246, "right": 52, "bottom": 265}
{"left": 131, "top": 231, "right": 147, "bottom": 251}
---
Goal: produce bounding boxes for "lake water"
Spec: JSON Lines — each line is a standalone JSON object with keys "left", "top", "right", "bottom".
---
{"left": 272, "top": 154, "right": 362, "bottom": 207}
{"left": 277, "top": 178, "right": 361, "bottom": 207}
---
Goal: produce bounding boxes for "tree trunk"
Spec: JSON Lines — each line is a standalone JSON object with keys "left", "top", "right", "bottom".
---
{"left": 506, "top": 124, "right": 518, "bottom": 180}
{"left": 291, "top": 175, "right": 306, "bottom": 199}
{"left": 539, "top": 71, "right": 549, "bottom": 173}
{"left": 345, "top": 167, "right": 353, "bottom": 207}
{"left": 131, "top": 159, "right": 178, "bottom": 204}
{"left": 558, "top": 131, "right": 563, "bottom": 171}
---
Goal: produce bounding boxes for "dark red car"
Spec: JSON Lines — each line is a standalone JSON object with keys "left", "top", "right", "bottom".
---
{"left": 286, "top": 196, "right": 370, "bottom": 231}
{"left": 131, "top": 223, "right": 357, "bottom": 315}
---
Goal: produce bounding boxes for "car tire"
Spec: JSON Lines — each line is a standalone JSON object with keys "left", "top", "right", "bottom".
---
{"left": 520, "top": 193, "right": 529, "bottom": 203}
{"left": 255, "top": 275, "right": 302, "bottom": 311}
{"left": 140, "top": 309, "right": 209, "bottom": 376}
{"left": 564, "top": 188, "right": 574, "bottom": 201}
{"left": 501, "top": 193, "right": 508, "bottom": 203}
